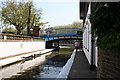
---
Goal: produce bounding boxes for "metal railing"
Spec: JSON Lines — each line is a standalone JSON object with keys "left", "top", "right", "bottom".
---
{"left": 0, "top": 33, "right": 44, "bottom": 42}
{"left": 40, "top": 28, "right": 82, "bottom": 35}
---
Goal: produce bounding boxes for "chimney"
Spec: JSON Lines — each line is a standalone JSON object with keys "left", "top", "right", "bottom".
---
{"left": 33, "top": 26, "right": 40, "bottom": 37}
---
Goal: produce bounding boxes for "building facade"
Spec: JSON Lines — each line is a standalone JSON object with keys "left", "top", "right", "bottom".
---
{"left": 80, "top": 2, "right": 120, "bottom": 78}
{"left": 80, "top": 2, "right": 98, "bottom": 70}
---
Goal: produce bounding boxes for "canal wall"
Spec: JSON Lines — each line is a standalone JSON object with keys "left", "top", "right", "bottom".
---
{"left": 0, "top": 52, "right": 52, "bottom": 79}
{"left": 57, "top": 50, "right": 76, "bottom": 79}
{"left": 0, "top": 41, "right": 48, "bottom": 66}
{"left": 0, "top": 41, "right": 45, "bottom": 58}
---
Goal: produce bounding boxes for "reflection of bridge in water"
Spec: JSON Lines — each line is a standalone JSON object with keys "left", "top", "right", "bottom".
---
{"left": 40, "top": 28, "right": 83, "bottom": 49}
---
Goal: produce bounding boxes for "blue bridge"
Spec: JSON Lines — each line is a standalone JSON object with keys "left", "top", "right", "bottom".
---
{"left": 40, "top": 33, "right": 83, "bottom": 41}
{"left": 40, "top": 28, "right": 83, "bottom": 49}
{"left": 40, "top": 33, "right": 83, "bottom": 49}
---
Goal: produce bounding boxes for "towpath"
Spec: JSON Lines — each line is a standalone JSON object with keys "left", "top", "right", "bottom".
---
{"left": 67, "top": 51, "right": 97, "bottom": 79}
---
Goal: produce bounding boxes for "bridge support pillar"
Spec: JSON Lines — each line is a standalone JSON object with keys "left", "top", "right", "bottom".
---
{"left": 46, "top": 40, "right": 60, "bottom": 49}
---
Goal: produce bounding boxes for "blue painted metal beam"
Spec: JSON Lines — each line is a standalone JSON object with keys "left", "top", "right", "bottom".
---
{"left": 40, "top": 33, "right": 83, "bottom": 41}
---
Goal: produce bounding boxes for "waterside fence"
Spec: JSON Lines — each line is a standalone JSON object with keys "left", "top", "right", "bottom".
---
{"left": 0, "top": 33, "right": 44, "bottom": 42}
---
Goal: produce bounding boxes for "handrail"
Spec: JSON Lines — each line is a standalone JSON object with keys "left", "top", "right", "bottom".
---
{"left": 0, "top": 33, "right": 44, "bottom": 42}
{"left": 45, "top": 35, "right": 83, "bottom": 37}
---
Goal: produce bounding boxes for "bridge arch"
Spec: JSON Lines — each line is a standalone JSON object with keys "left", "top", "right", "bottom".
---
{"left": 40, "top": 33, "right": 83, "bottom": 49}
{"left": 45, "top": 37, "right": 82, "bottom": 49}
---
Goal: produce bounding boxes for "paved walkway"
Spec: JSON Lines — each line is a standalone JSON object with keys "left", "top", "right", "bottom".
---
{"left": 67, "top": 51, "right": 97, "bottom": 79}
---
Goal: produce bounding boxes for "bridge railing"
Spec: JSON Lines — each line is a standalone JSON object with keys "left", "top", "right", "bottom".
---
{"left": 0, "top": 33, "right": 44, "bottom": 42}
{"left": 40, "top": 28, "right": 82, "bottom": 35}
{"left": 45, "top": 35, "right": 83, "bottom": 41}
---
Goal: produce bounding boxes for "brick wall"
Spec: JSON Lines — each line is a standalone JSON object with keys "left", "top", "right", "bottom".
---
{"left": 97, "top": 48, "right": 120, "bottom": 78}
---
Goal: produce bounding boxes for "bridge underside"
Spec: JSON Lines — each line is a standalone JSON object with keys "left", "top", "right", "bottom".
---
{"left": 45, "top": 38, "right": 82, "bottom": 49}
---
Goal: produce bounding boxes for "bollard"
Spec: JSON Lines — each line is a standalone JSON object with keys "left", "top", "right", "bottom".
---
{"left": 3, "top": 35, "right": 7, "bottom": 40}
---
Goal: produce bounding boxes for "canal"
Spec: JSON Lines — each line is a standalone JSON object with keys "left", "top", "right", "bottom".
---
{"left": 1, "top": 46, "right": 74, "bottom": 79}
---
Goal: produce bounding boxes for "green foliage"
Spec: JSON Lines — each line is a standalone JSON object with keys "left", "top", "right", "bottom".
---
{"left": 52, "top": 22, "right": 82, "bottom": 34}
{"left": 1, "top": 0, "right": 43, "bottom": 34}
{"left": 90, "top": 3, "right": 120, "bottom": 51}
{"left": 2, "top": 27, "right": 16, "bottom": 33}
{"left": 54, "top": 22, "right": 82, "bottom": 29}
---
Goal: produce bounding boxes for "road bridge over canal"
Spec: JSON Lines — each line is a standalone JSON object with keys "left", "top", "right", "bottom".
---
{"left": 40, "top": 33, "right": 83, "bottom": 49}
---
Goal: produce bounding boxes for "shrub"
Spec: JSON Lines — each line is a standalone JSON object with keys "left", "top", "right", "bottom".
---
{"left": 90, "top": 3, "right": 120, "bottom": 51}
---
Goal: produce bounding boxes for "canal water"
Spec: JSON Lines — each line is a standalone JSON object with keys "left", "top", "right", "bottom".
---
{"left": 1, "top": 46, "right": 74, "bottom": 80}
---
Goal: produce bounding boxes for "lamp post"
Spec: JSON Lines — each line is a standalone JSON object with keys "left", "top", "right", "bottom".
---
{"left": 46, "top": 25, "right": 53, "bottom": 36}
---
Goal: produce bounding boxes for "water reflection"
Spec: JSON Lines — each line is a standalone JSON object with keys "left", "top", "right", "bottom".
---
{"left": 0, "top": 52, "right": 51, "bottom": 79}
{"left": 1, "top": 46, "right": 74, "bottom": 79}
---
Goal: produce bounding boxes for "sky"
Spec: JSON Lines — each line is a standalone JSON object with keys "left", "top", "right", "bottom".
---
{"left": 0, "top": 0, "right": 81, "bottom": 28}
{"left": 1, "top": 0, "right": 119, "bottom": 28}
{"left": 33, "top": 0, "right": 80, "bottom": 27}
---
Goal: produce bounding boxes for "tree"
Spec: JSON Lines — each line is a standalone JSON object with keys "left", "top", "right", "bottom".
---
{"left": 1, "top": 0, "right": 43, "bottom": 34}
{"left": 2, "top": 27, "right": 16, "bottom": 34}
{"left": 52, "top": 22, "right": 83, "bottom": 34}
{"left": 71, "top": 22, "right": 82, "bottom": 28}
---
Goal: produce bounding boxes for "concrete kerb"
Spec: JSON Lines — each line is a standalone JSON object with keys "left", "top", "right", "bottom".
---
{"left": 0, "top": 49, "right": 53, "bottom": 67}
{"left": 56, "top": 50, "right": 76, "bottom": 80}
